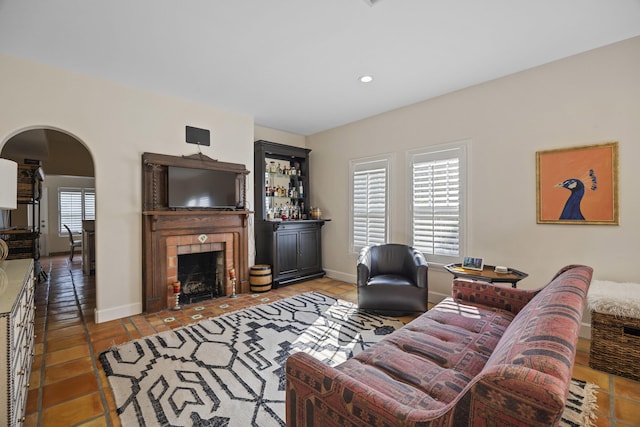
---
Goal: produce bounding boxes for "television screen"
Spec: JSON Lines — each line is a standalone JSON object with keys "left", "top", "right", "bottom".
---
{"left": 168, "top": 166, "right": 237, "bottom": 209}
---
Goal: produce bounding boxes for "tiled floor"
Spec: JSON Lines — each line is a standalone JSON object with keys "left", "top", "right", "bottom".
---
{"left": 24, "top": 255, "right": 640, "bottom": 426}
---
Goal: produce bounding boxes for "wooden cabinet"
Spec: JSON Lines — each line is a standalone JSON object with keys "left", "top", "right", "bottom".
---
{"left": 254, "top": 140, "right": 327, "bottom": 287}
{"left": 0, "top": 259, "right": 35, "bottom": 426}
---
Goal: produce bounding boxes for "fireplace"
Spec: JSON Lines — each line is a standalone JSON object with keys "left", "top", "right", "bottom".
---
{"left": 142, "top": 214, "right": 251, "bottom": 313}
{"left": 141, "top": 152, "right": 251, "bottom": 313}
{"left": 171, "top": 237, "right": 229, "bottom": 304}
{"left": 178, "top": 250, "right": 225, "bottom": 303}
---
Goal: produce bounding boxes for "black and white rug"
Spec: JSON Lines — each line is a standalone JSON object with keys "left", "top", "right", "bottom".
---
{"left": 99, "top": 292, "right": 598, "bottom": 427}
{"left": 99, "top": 292, "right": 405, "bottom": 426}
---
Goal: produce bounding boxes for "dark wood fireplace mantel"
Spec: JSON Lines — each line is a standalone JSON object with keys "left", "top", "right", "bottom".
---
{"left": 141, "top": 153, "right": 252, "bottom": 313}
{"left": 142, "top": 210, "right": 252, "bottom": 313}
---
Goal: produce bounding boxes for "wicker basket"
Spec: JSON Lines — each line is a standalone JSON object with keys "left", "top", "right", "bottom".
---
{"left": 589, "top": 310, "right": 640, "bottom": 381}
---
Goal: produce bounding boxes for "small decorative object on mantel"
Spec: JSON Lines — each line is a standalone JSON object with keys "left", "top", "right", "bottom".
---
{"left": 536, "top": 142, "right": 619, "bottom": 225}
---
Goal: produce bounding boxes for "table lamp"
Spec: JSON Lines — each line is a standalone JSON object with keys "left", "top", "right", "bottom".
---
{"left": 0, "top": 158, "right": 18, "bottom": 261}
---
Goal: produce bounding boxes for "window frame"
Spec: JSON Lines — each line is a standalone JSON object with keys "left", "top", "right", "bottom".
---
{"left": 349, "top": 154, "right": 391, "bottom": 256}
{"left": 58, "top": 187, "right": 96, "bottom": 235}
{"left": 407, "top": 140, "right": 469, "bottom": 266}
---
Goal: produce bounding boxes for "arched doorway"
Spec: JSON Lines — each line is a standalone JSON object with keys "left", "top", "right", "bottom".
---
{"left": 0, "top": 127, "right": 96, "bottom": 278}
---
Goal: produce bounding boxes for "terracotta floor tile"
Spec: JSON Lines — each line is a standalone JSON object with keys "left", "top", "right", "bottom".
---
{"left": 41, "top": 392, "right": 105, "bottom": 426}
{"left": 25, "top": 387, "right": 39, "bottom": 415}
{"left": 46, "top": 323, "right": 84, "bottom": 337}
{"left": 44, "top": 357, "right": 94, "bottom": 385}
{"left": 613, "top": 376, "right": 640, "bottom": 401}
{"left": 614, "top": 397, "right": 640, "bottom": 424}
{"left": 77, "top": 417, "right": 109, "bottom": 427}
{"left": 42, "top": 372, "right": 99, "bottom": 408}
{"left": 595, "top": 390, "right": 612, "bottom": 418}
{"left": 88, "top": 323, "right": 128, "bottom": 342}
{"left": 594, "top": 414, "right": 612, "bottom": 427}
{"left": 46, "top": 333, "right": 89, "bottom": 353}
{"left": 45, "top": 344, "right": 91, "bottom": 366}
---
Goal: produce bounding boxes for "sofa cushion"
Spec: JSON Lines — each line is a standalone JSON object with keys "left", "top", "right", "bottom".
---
{"left": 335, "top": 297, "right": 516, "bottom": 409}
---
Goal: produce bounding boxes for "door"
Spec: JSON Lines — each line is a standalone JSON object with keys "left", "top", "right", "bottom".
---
{"left": 298, "top": 228, "right": 320, "bottom": 272}
{"left": 276, "top": 231, "right": 299, "bottom": 275}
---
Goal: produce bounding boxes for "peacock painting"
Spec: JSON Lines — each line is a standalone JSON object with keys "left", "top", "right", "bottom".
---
{"left": 537, "top": 142, "right": 618, "bottom": 225}
{"left": 556, "top": 169, "right": 597, "bottom": 220}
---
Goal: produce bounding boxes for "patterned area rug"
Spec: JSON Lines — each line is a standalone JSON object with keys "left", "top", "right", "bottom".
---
{"left": 99, "top": 292, "right": 598, "bottom": 427}
{"left": 99, "top": 292, "right": 405, "bottom": 426}
{"left": 561, "top": 379, "right": 599, "bottom": 427}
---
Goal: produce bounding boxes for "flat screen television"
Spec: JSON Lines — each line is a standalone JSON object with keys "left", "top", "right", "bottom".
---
{"left": 168, "top": 166, "right": 239, "bottom": 209}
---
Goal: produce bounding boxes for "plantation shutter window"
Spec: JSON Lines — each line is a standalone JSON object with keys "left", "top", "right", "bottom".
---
{"left": 350, "top": 157, "right": 390, "bottom": 254}
{"left": 409, "top": 143, "right": 467, "bottom": 264}
{"left": 59, "top": 188, "right": 96, "bottom": 234}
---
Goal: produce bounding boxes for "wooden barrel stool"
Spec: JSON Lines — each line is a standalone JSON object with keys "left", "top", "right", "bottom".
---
{"left": 250, "top": 265, "right": 272, "bottom": 293}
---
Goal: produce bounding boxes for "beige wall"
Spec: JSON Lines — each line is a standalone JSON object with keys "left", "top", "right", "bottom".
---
{"left": 254, "top": 126, "right": 306, "bottom": 148}
{"left": 307, "top": 36, "right": 640, "bottom": 331}
{"left": 0, "top": 54, "right": 255, "bottom": 322}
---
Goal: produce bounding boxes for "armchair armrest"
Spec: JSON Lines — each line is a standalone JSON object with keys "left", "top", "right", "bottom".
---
{"left": 408, "top": 247, "right": 428, "bottom": 289}
{"left": 451, "top": 278, "right": 538, "bottom": 315}
{"left": 356, "top": 247, "right": 372, "bottom": 288}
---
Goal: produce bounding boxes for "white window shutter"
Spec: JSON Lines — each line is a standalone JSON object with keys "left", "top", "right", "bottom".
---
{"left": 350, "top": 157, "right": 389, "bottom": 254}
{"left": 409, "top": 143, "right": 466, "bottom": 264}
{"left": 59, "top": 187, "right": 96, "bottom": 234}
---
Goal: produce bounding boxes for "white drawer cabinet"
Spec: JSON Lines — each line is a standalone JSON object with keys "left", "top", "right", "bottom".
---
{"left": 0, "top": 259, "right": 35, "bottom": 426}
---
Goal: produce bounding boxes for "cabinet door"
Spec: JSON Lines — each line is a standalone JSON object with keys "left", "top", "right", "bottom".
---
{"left": 276, "top": 231, "right": 299, "bottom": 274}
{"left": 298, "top": 229, "right": 320, "bottom": 272}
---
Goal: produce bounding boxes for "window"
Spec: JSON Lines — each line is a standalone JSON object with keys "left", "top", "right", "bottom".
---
{"left": 59, "top": 187, "right": 95, "bottom": 234}
{"left": 350, "top": 156, "right": 390, "bottom": 254}
{"left": 408, "top": 142, "right": 467, "bottom": 265}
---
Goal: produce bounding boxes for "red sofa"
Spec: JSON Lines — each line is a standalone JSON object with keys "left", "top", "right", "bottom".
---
{"left": 285, "top": 265, "right": 593, "bottom": 426}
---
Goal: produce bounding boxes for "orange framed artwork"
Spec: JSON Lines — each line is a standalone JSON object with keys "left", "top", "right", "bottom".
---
{"left": 536, "top": 142, "right": 619, "bottom": 225}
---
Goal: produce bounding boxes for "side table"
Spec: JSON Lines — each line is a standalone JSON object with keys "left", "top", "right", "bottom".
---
{"left": 444, "top": 263, "right": 528, "bottom": 288}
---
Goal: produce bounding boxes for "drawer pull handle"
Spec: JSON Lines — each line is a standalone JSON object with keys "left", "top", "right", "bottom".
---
{"left": 17, "top": 322, "right": 24, "bottom": 328}
{"left": 17, "top": 370, "right": 24, "bottom": 376}
{"left": 623, "top": 326, "right": 640, "bottom": 337}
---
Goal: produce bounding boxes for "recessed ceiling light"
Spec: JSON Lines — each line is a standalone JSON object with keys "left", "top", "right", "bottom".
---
{"left": 359, "top": 75, "right": 374, "bottom": 83}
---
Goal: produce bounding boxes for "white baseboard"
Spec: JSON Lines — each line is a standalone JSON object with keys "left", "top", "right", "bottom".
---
{"left": 324, "top": 269, "right": 356, "bottom": 284}
{"left": 95, "top": 302, "right": 142, "bottom": 324}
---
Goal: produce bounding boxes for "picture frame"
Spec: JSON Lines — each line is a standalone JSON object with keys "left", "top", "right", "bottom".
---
{"left": 462, "top": 256, "right": 484, "bottom": 271}
{"left": 536, "top": 142, "right": 619, "bottom": 225}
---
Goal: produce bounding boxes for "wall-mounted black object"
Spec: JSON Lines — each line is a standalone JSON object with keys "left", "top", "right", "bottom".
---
{"left": 186, "top": 126, "right": 210, "bottom": 146}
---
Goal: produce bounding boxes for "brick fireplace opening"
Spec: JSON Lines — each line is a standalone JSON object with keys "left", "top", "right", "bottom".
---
{"left": 166, "top": 233, "right": 235, "bottom": 305}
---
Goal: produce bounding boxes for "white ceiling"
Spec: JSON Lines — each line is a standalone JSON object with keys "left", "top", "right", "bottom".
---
{"left": 1, "top": 0, "right": 639, "bottom": 136}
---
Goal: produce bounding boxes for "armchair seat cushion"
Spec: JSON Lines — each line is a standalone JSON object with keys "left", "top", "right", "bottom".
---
{"left": 367, "top": 274, "right": 415, "bottom": 287}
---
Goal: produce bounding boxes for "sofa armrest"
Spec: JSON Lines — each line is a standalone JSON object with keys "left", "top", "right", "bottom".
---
{"left": 286, "top": 352, "right": 447, "bottom": 426}
{"left": 467, "top": 365, "right": 568, "bottom": 426}
{"left": 451, "top": 278, "right": 538, "bottom": 315}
